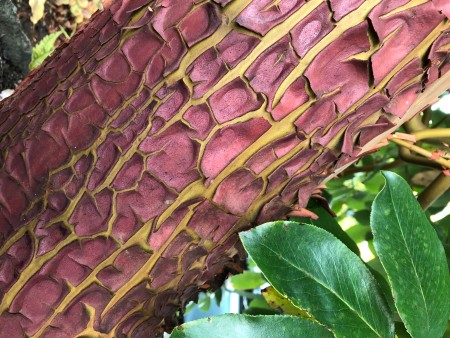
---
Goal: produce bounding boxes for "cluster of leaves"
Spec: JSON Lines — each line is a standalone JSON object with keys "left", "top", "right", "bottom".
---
{"left": 170, "top": 172, "right": 450, "bottom": 337}
{"left": 326, "top": 141, "right": 450, "bottom": 267}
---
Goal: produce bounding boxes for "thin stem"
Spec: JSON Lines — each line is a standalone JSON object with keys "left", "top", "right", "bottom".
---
{"left": 391, "top": 137, "right": 450, "bottom": 169}
{"left": 412, "top": 128, "right": 450, "bottom": 142}
{"left": 421, "top": 107, "right": 432, "bottom": 126}
{"left": 417, "top": 173, "right": 450, "bottom": 211}
{"left": 404, "top": 114, "right": 427, "bottom": 133}
{"left": 398, "top": 147, "right": 443, "bottom": 169}
{"left": 405, "top": 116, "right": 450, "bottom": 144}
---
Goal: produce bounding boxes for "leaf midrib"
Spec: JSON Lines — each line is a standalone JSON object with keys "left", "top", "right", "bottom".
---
{"left": 384, "top": 184, "right": 431, "bottom": 332}
{"left": 254, "top": 233, "right": 385, "bottom": 338}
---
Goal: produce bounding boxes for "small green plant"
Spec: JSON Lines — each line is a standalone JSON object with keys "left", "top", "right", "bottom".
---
{"left": 29, "top": 31, "right": 63, "bottom": 70}
{"left": 29, "top": 25, "right": 76, "bottom": 70}
{"left": 170, "top": 172, "right": 450, "bottom": 338}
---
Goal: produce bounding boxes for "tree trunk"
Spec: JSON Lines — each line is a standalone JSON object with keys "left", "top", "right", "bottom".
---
{"left": 0, "top": 0, "right": 449, "bottom": 336}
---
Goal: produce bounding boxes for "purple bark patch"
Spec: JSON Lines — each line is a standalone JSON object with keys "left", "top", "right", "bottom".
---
{"left": 209, "top": 77, "right": 264, "bottom": 123}
{"left": 213, "top": 169, "right": 264, "bottom": 214}
{"left": 201, "top": 118, "right": 271, "bottom": 179}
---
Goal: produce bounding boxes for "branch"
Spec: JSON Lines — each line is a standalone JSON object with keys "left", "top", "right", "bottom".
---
{"left": 390, "top": 137, "right": 450, "bottom": 170}
{"left": 405, "top": 115, "right": 450, "bottom": 144}
{"left": 417, "top": 173, "right": 450, "bottom": 210}
{"left": 412, "top": 128, "right": 450, "bottom": 142}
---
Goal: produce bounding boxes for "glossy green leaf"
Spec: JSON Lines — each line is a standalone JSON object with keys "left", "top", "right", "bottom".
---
{"left": 366, "top": 265, "right": 395, "bottom": 314}
{"left": 169, "top": 314, "right": 333, "bottom": 338}
{"left": 371, "top": 171, "right": 450, "bottom": 338}
{"left": 240, "top": 222, "right": 394, "bottom": 338}
{"left": 229, "top": 271, "right": 266, "bottom": 290}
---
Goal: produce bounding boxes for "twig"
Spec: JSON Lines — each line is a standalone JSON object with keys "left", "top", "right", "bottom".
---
{"left": 417, "top": 173, "right": 450, "bottom": 210}
{"left": 390, "top": 137, "right": 450, "bottom": 169}
{"left": 412, "top": 128, "right": 450, "bottom": 141}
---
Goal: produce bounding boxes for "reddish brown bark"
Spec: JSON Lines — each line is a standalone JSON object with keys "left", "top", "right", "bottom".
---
{"left": 0, "top": 0, "right": 449, "bottom": 336}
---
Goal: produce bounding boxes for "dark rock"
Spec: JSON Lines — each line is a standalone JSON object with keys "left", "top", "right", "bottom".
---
{"left": 0, "top": 0, "right": 31, "bottom": 89}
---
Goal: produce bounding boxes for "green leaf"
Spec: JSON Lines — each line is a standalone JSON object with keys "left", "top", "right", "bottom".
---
{"left": 291, "top": 199, "right": 360, "bottom": 255}
{"left": 198, "top": 294, "right": 211, "bottom": 312}
{"left": 184, "top": 301, "right": 196, "bottom": 315}
{"left": 363, "top": 172, "right": 386, "bottom": 193}
{"left": 248, "top": 298, "right": 272, "bottom": 310}
{"left": 242, "top": 307, "right": 280, "bottom": 316}
{"left": 229, "top": 271, "right": 266, "bottom": 290}
{"left": 395, "top": 321, "right": 412, "bottom": 338}
{"left": 30, "top": 31, "right": 63, "bottom": 70}
{"left": 240, "top": 222, "right": 394, "bottom": 338}
{"left": 231, "top": 290, "right": 265, "bottom": 301}
{"left": 169, "top": 314, "right": 333, "bottom": 338}
{"left": 244, "top": 298, "right": 280, "bottom": 316}
{"left": 247, "top": 257, "right": 258, "bottom": 269}
{"left": 345, "top": 224, "right": 370, "bottom": 244}
{"left": 353, "top": 210, "right": 371, "bottom": 226}
{"left": 371, "top": 171, "right": 450, "bottom": 338}
{"left": 347, "top": 193, "right": 368, "bottom": 210}
{"left": 366, "top": 265, "right": 395, "bottom": 314}
{"left": 214, "top": 287, "right": 222, "bottom": 307}
{"left": 262, "top": 286, "right": 310, "bottom": 318}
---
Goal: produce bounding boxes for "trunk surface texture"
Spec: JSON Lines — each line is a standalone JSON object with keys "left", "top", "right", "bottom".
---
{"left": 0, "top": 0, "right": 449, "bottom": 336}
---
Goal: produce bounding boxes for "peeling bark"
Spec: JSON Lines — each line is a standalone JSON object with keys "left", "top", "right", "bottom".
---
{"left": 0, "top": 1, "right": 449, "bottom": 336}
